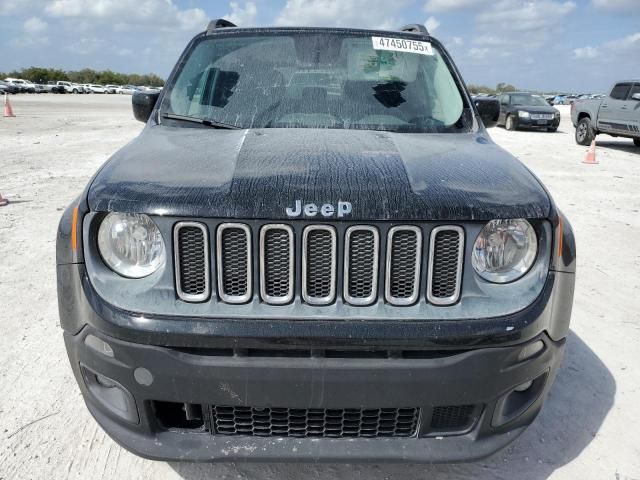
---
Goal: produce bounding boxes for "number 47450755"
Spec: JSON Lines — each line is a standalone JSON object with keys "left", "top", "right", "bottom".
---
{"left": 372, "top": 36, "right": 434, "bottom": 56}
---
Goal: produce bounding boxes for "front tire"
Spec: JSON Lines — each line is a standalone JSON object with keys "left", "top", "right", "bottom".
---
{"left": 634, "top": 138, "right": 640, "bottom": 147}
{"left": 576, "top": 117, "right": 595, "bottom": 146}
{"left": 506, "top": 115, "right": 517, "bottom": 131}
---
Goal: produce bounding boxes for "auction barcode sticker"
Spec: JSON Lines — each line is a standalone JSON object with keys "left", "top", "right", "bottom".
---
{"left": 372, "top": 37, "right": 433, "bottom": 56}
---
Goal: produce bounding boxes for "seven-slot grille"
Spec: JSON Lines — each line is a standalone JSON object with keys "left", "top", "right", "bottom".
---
{"left": 173, "top": 222, "right": 464, "bottom": 306}
{"left": 210, "top": 405, "right": 419, "bottom": 438}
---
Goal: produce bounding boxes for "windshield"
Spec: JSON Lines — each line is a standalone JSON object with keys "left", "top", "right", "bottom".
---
{"left": 510, "top": 94, "right": 548, "bottom": 107}
{"left": 161, "top": 31, "right": 472, "bottom": 133}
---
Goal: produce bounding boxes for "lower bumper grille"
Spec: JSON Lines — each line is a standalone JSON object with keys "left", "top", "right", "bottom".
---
{"left": 211, "top": 405, "right": 420, "bottom": 438}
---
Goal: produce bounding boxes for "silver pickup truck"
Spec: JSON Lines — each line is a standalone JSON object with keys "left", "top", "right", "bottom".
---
{"left": 571, "top": 80, "right": 640, "bottom": 147}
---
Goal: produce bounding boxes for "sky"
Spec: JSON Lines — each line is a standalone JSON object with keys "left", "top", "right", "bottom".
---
{"left": 0, "top": 0, "right": 638, "bottom": 93}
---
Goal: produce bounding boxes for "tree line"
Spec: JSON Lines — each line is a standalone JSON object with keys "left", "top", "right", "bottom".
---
{"left": 467, "top": 83, "right": 519, "bottom": 95}
{"left": 0, "top": 67, "right": 164, "bottom": 87}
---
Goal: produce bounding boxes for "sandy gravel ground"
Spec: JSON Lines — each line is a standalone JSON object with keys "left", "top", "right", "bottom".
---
{"left": 0, "top": 96, "right": 639, "bottom": 480}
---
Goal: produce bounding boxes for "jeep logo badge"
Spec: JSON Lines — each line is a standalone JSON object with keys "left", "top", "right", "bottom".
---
{"left": 286, "top": 200, "right": 352, "bottom": 218}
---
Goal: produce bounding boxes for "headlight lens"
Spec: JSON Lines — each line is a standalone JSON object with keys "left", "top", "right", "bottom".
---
{"left": 472, "top": 219, "right": 537, "bottom": 283}
{"left": 97, "top": 213, "right": 166, "bottom": 278}
{"left": 518, "top": 110, "right": 530, "bottom": 118}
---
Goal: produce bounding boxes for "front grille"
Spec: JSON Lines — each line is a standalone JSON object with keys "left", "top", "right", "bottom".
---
{"left": 344, "top": 226, "right": 379, "bottom": 305}
{"left": 217, "top": 223, "right": 252, "bottom": 303}
{"left": 173, "top": 222, "right": 465, "bottom": 307}
{"left": 260, "top": 225, "right": 294, "bottom": 304}
{"left": 302, "top": 226, "right": 337, "bottom": 305}
{"left": 174, "top": 222, "right": 209, "bottom": 302}
{"left": 385, "top": 226, "right": 422, "bottom": 305}
{"left": 427, "top": 227, "right": 464, "bottom": 305}
{"left": 430, "top": 405, "right": 475, "bottom": 431}
{"left": 211, "top": 405, "right": 419, "bottom": 438}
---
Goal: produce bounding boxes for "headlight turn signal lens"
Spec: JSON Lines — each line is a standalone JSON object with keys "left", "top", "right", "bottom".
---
{"left": 472, "top": 219, "right": 537, "bottom": 283}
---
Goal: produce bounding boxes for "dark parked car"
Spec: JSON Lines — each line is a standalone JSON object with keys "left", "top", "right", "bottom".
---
{"left": 57, "top": 20, "right": 575, "bottom": 464}
{"left": 497, "top": 92, "right": 561, "bottom": 132}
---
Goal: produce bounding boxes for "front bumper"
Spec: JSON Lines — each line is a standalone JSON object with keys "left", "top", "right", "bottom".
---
{"left": 515, "top": 116, "right": 560, "bottom": 129}
{"left": 64, "top": 324, "right": 565, "bottom": 463}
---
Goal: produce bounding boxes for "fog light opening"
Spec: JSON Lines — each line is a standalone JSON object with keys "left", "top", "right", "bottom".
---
{"left": 80, "top": 364, "right": 139, "bottom": 424}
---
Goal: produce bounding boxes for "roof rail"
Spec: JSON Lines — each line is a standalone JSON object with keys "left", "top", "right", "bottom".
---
{"left": 400, "top": 24, "right": 429, "bottom": 35}
{"left": 206, "top": 18, "right": 237, "bottom": 33}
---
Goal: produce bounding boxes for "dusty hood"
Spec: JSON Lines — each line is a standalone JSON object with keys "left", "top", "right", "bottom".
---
{"left": 88, "top": 126, "right": 550, "bottom": 221}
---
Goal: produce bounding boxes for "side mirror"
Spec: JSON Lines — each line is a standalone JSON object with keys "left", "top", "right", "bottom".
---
{"left": 132, "top": 90, "right": 160, "bottom": 123}
{"left": 631, "top": 93, "right": 640, "bottom": 101}
{"left": 474, "top": 97, "right": 500, "bottom": 128}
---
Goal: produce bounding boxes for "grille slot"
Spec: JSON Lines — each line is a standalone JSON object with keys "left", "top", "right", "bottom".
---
{"left": 174, "top": 222, "right": 209, "bottom": 302}
{"left": 211, "top": 406, "right": 419, "bottom": 438}
{"left": 344, "top": 226, "right": 379, "bottom": 305}
{"left": 217, "top": 223, "right": 252, "bottom": 304}
{"left": 427, "top": 226, "right": 464, "bottom": 305}
{"left": 260, "top": 225, "right": 294, "bottom": 305}
{"left": 385, "top": 226, "right": 422, "bottom": 305}
{"left": 430, "top": 405, "right": 475, "bottom": 431}
{"left": 302, "top": 226, "right": 337, "bottom": 305}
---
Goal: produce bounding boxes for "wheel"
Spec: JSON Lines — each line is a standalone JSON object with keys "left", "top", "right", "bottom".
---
{"left": 634, "top": 138, "right": 640, "bottom": 147}
{"left": 575, "top": 117, "right": 595, "bottom": 146}
{"left": 72, "top": 88, "right": 78, "bottom": 94}
{"left": 547, "top": 127, "right": 558, "bottom": 133}
{"left": 505, "top": 115, "right": 517, "bottom": 131}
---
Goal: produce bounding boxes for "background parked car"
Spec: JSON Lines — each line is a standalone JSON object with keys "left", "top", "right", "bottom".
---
{"left": 0, "top": 80, "right": 20, "bottom": 94}
{"left": 118, "top": 85, "right": 138, "bottom": 94}
{"left": 104, "top": 85, "right": 118, "bottom": 94}
{"left": 44, "top": 81, "right": 65, "bottom": 93}
{"left": 4, "top": 78, "right": 35, "bottom": 93}
{"left": 571, "top": 80, "right": 640, "bottom": 147}
{"left": 87, "top": 84, "right": 107, "bottom": 93}
{"left": 497, "top": 92, "right": 561, "bottom": 132}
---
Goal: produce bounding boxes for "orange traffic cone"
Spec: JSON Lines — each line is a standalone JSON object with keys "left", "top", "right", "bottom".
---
{"left": 583, "top": 140, "right": 597, "bottom": 164}
{"left": 3, "top": 93, "right": 15, "bottom": 118}
{"left": 0, "top": 193, "right": 8, "bottom": 207}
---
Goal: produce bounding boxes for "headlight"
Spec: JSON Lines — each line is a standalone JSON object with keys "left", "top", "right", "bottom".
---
{"left": 472, "top": 219, "right": 537, "bottom": 283}
{"left": 518, "top": 110, "right": 530, "bottom": 118}
{"left": 97, "top": 212, "right": 166, "bottom": 278}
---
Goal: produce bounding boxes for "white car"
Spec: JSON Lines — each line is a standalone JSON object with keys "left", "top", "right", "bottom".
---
{"left": 104, "top": 85, "right": 118, "bottom": 94}
{"left": 118, "top": 85, "right": 138, "bottom": 95}
{"left": 88, "top": 84, "right": 107, "bottom": 94}
{"left": 5, "top": 78, "right": 35, "bottom": 93}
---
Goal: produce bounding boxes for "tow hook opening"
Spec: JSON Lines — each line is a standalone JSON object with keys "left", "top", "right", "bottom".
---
{"left": 152, "top": 401, "right": 206, "bottom": 432}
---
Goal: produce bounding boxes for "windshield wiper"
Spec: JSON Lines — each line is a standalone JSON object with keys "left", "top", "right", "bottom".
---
{"left": 162, "top": 113, "right": 241, "bottom": 130}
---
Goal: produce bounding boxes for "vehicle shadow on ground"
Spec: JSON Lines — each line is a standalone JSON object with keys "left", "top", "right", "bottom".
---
{"left": 595, "top": 140, "right": 639, "bottom": 154}
{"left": 170, "top": 331, "right": 614, "bottom": 480}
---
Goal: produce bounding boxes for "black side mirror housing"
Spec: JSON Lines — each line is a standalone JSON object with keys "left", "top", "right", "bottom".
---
{"left": 474, "top": 97, "right": 500, "bottom": 128}
{"left": 132, "top": 90, "right": 161, "bottom": 123}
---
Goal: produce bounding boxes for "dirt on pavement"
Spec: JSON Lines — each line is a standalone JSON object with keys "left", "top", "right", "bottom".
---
{"left": 0, "top": 96, "right": 639, "bottom": 480}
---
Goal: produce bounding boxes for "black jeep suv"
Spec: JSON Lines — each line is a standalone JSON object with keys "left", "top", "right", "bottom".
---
{"left": 57, "top": 20, "right": 576, "bottom": 463}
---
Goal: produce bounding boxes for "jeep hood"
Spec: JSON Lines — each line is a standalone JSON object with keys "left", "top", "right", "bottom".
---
{"left": 88, "top": 126, "right": 550, "bottom": 221}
